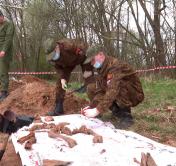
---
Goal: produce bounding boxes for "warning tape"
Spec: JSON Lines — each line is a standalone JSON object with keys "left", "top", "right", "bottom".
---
{"left": 8, "top": 71, "right": 57, "bottom": 75}
{"left": 8, "top": 66, "right": 176, "bottom": 75}
{"left": 8, "top": 71, "right": 81, "bottom": 75}
{"left": 136, "top": 66, "right": 176, "bottom": 73}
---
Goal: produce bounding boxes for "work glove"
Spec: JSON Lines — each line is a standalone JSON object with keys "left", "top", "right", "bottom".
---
{"left": 81, "top": 107, "right": 100, "bottom": 118}
{"left": 61, "top": 79, "right": 68, "bottom": 90}
{"left": 81, "top": 106, "right": 90, "bottom": 114}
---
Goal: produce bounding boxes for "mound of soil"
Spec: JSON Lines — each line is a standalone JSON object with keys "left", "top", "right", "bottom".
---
{"left": 9, "top": 75, "right": 48, "bottom": 93}
{"left": 9, "top": 79, "right": 23, "bottom": 93}
{"left": 0, "top": 75, "right": 88, "bottom": 116}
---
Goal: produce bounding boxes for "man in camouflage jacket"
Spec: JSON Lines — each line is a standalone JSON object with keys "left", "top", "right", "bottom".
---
{"left": 81, "top": 45, "right": 144, "bottom": 129}
{"left": 45, "top": 38, "right": 88, "bottom": 116}
{"left": 0, "top": 10, "right": 14, "bottom": 101}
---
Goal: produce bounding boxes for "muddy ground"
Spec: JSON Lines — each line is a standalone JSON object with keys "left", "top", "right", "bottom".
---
{"left": 0, "top": 75, "right": 88, "bottom": 165}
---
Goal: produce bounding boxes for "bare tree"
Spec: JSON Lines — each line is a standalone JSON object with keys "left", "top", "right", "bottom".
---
{"left": 0, "top": 0, "right": 175, "bottom": 76}
{"left": 137, "top": 0, "right": 166, "bottom": 66}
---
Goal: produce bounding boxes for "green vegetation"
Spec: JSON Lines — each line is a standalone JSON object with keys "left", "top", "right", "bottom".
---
{"left": 68, "top": 82, "right": 89, "bottom": 101}
{"left": 131, "top": 79, "right": 176, "bottom": 145}
{"left": 136, "top": 78, "right": 176, "bottom": 110}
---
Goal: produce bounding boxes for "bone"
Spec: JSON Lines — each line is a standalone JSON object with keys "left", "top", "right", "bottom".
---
{"left": 71, "top": 125, "right": 103, "bottom": 143}
{"left": 93, "top": 135, "right": 103, "bottom": 143}
{"left": 43, "top": 159, "right": 72, "bottom": 166}
{"left": 24, "top": 137, "right": 36, "bottom": 150}
{"left": 140, "top": 152, "right": 157, "bottom": 166}
{"left": 48, "top": 131, "right": 77, "bottom": 148}
{"left": 17, "top": 132, "right": 35, "bottom": 144}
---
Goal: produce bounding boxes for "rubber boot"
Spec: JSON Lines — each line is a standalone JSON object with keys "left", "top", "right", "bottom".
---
{"left": 110, "top": 102, "right": 121, "bottom": 117}
{"left": 47, "top": 100, "right": 64, "bottom": 116}
{"left": 110, "top": 102, "right": 134, "bottom": 129}
{"left": 0, "top": 91, "right": 8, "bottom": 102}
{"left": 118, "top": 107, "right": 134, "bottom": 129}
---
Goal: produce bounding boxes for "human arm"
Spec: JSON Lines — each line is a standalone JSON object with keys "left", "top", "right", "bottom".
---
{"left": 55, "top": 66, "right": 74, "bottom": 90}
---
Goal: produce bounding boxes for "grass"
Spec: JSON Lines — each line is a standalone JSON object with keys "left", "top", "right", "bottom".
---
{"left": 129, "top": 78, "right": 176, "bottom": 145}
{"left": 136, "top": 79, "right": 176, "bottom": 110}
{"left": 70, "top": 78, "right": 176, "bottom": 146}
{"left": 67, "top": 82, "right": 89, "bottom": 101}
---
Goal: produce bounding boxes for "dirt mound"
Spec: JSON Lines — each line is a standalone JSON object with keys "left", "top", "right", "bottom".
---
{"left": 9, "top": 75, "right": 48, "bottom": 93}
{"left": 0, "top": 76, "right": 88, "bottom": 116}
{"left": 9, "top": 78, "right": 23, "bottom": 92}
{"left": 20, "top": 75, "right": 46, "bottom": 84}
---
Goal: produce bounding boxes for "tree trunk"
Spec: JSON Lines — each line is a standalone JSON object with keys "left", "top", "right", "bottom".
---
{"left": 138, "top": 0, "right": 166, "bottom": 66}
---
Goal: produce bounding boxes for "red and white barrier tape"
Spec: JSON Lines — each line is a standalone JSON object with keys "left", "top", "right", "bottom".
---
{"left": 8, "top": 71, "right": 82, "bottom": 75}
{"left": 8, "top": 66, "right": 176, "bottom": 75}
{"left": 8, "top": 71, "right": 57, "bottom": 75}
{"left": 136, "top": 66, "right": 176, "bottom": 73}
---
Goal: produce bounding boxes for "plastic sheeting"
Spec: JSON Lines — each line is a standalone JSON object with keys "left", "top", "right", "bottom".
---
{"left": 11, "top": 114, "right": 176, "bottom": 166}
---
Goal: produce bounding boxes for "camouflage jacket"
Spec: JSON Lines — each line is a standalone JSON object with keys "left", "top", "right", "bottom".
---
{"left": 94, "top": 56, "right": 144, "bottom": 113}
{"left": 53, "top": 38, "right": 88, "bottom": 79}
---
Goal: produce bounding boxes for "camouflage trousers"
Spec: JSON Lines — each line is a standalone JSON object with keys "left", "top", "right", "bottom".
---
{"left": 0, "top": 58, "right": 10, "bottom": 91}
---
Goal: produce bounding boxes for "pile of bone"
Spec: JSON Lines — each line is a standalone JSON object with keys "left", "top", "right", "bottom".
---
{"left": 17, "top": 120, "right": 103, "bottom": 150}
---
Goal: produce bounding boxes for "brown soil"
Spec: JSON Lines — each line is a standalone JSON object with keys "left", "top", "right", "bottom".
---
{"left": 0, "top": 75, "right": 88, "bottom": 116}
{"left": 0, "top": 141, "right": 22, "bottom": 166}
{"left": 0, "top": 75, "right": 89, "bottom": 165}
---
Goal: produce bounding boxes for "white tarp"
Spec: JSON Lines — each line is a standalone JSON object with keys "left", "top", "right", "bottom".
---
{"left": 11, "top": 114, "right": 176, "bottom": 166}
